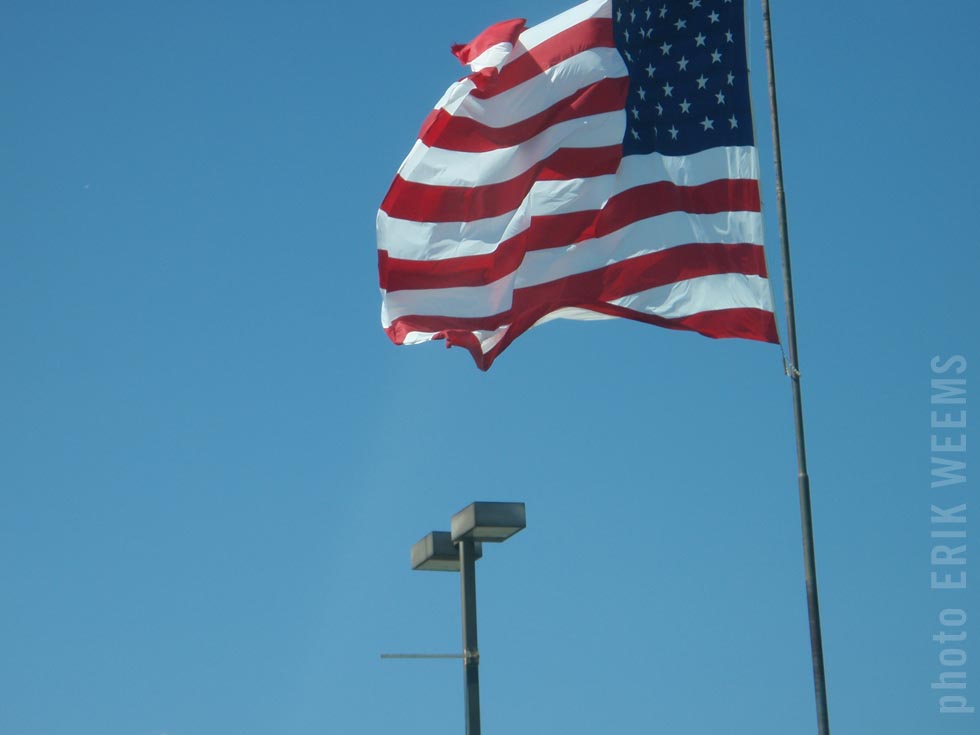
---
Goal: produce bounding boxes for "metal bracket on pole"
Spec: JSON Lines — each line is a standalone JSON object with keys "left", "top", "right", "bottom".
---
{"left": 783, "top": 357, "right": 801, "bottom": 379}
{"left": 379, "top": 651, "right": 479, "bottom": 662}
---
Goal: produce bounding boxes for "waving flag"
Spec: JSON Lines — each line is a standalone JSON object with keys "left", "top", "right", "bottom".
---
{"left": 378, "top": 0, "right": 778, "bottom": 370}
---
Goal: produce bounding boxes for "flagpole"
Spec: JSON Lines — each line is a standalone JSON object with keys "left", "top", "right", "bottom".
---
{"left": 759, "top": 2, "right": 831, "bottom": 734}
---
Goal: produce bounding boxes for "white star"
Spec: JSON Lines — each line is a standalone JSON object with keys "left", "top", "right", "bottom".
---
{"left": 677, "top": 56, "right": 689, "bottom": 71}
{"left": 729, "top": 115, "right": 739, "bottom": 129}
{"left": 660, "top": 41, "right": 672, "bottom": 55}
{"left": 708, "top": 11, "right": 720, "bottom": 23}
{"left": 616, "top": 8, "right": 622, "bottom": 21}
{"left": 727, "top": 71, "right": 735, "bottom": 86}
{"left": 632, "top": 128, "right": 641, "bottom": 140}
{"left": 631, "top": 106, "right": 640, "bottom": 120}
{"left": 694, "top": 33, "right": 707, "bottom": 47}
{"left": 655, "top": 102, "right": 664, "bottom": 116}
{"left": 715, "top": 91, "right": 726, "bottom": 104}
{"left": 638, "top": 86, "right": 647, "bottom": 101}
{"left": 624, "top": 50, "right": 634, "bottom": 62}
{"left": 668, "top": 125, "right": 679, "bottom": 139}
{"left": 630, "top": 9, "right": 636, "bottom": 22}
{"left": 659, "top": 5, "right": 668, "bottom": 18}
{"left": 701, "top": 116, "right": 715, "bottom": 131}
{"left": 675, "top": 18, "right": 687, "bottom": 30}
{"left": 679, "top": 99, "right": 691, "bottom": 113}
{"left": 711, "top": 50, "right": 722, "bottom": 63}
{"left": 624, "top": 29, "right": 630, "bottom": 43}
{"left": 662, "top": 82, "right": 673, "bottom": 97}
{"left": 646, "top": 63, "right": 656, "bottom": 77}
{"left": 696, "top": 74, "right": 708, "bottom": 89}
{"left": 725, "top": 30, "right": 734, "bottom": 43}
{"left": 645, "top": 8, "right": 653, "bottom": 21}
{"left": 690, "top": 0, "right": 701, "bottom": 8}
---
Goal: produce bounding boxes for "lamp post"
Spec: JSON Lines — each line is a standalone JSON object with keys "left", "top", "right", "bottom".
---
{"left": 409, "top": 501, "right": 526, "bottom": 735}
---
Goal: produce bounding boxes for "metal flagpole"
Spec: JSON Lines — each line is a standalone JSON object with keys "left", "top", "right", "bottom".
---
{"left": 759, "top": 2, "right": 831, "bottom": 734}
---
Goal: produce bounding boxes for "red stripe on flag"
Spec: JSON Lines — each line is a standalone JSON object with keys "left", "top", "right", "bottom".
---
{"left": 467, "top": 17, "right": 616, "bottom": 99}
{"left": 386, "top": 307, "right": 778, "bottom": 370}
{"left": 508, "top": 242, "right": 769, "bottom": 309}
{"left": 451, "top": 18, "right": 526, "bottom": 65}
{"left": 380, "top": 179, "right": 762, "bottom": 291}
{"left": 420, "top": 77, "right": 629, "bottom": 153}
{"left": 385, "top": 242, "right": 769, "bottom": 332}
{"left": 476, "top": 306, "right": 779, "bottom": 370}
{"left": 589, "top": 177, "right": 761, "bottom": 240}
{"left": 380, "top": 145, "right": 623, "bottom": 223}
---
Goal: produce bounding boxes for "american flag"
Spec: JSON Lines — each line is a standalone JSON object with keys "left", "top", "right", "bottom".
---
{"left": 378, "top": 0, "right": 778, "bottom": 370}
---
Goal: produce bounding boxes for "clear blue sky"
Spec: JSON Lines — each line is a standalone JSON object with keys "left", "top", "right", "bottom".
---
{"left": 2, "top": 1, "right": 977, "bottom": 734}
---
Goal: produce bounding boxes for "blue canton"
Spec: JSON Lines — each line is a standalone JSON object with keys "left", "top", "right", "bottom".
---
{"left": 614, "top": 0, "right": 754, "bottom": 156}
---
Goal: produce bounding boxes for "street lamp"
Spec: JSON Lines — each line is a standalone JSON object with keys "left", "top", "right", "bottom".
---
{"left": 410, "top": 502, "right": 526, "bottom": 735}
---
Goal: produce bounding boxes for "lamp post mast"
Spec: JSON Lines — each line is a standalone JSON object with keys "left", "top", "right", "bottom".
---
{"left": 459, "top": 538, "right": 481, "bottom": 735}
{"left": 402, "top": 503, "right": 524, "bottom": 734}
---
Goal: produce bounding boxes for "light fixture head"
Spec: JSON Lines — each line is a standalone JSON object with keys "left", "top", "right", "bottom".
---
{"left": 450, "top": 502, "right": 526, "bottom": 543}
{"left": 411, "top": 531, "right": 482, "bottom": 571}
